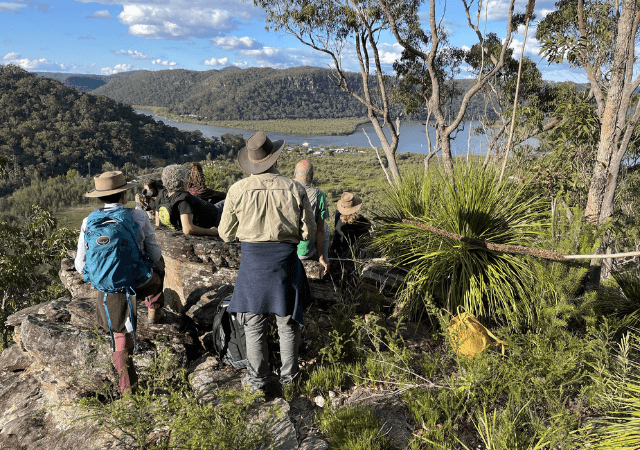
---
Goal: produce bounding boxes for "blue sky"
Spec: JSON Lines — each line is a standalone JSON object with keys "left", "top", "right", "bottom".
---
{"left": 0, "top": 0, "right": 586, "bottom": 82}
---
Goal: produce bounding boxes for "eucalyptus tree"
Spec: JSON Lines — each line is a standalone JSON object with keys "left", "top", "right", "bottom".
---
{"left": 379, "top": 0, "right": 520, "bottom": 178}
{"left": 253, "top": 0, "right": 406, "bottom": 183}
{"left": 537, "top": 0, "right": 640, "bottom": 225}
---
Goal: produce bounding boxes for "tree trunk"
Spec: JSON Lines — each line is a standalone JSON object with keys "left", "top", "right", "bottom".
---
{"left": 584, "top": 0, "right": 638, "bottom": 224}
{"left": 439, "top": 127, "right": 455, "bottom": 180}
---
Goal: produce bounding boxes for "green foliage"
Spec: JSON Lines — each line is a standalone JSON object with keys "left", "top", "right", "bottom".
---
{"left": 202, "top": 162, "right": 244, "bottom": 191}
{"left": 587, "top": 332, "right": 640, "bottom": 450}
{"left": 408, "top": 325, "right": 611, "bottom": 449}
{"left": 372, "top": 164, "right": 550, "bottom": 326}
{"left": 0, "top": 175, "right": 93, "bottom": 225}
{"left": 0, "top": 206, "right": 76, "bottom": 348}
{"left": 0, "top": 64, "right": 231, "bottom": 196}
{"left": 78, "top": 347, "right": 276, "bottom": 449}
{"left": 316, "top": 404, "right": 391, "bottom": 450}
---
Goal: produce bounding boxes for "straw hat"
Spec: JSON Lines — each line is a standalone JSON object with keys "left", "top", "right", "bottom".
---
{"left": 337, "top": 192, "right": 362, "bottom": 215}
{"left": 237, "top": 131, "right": 285, "bottom": 174}
{"left": 85, "top": 171, "right": 138, "bottom": 198}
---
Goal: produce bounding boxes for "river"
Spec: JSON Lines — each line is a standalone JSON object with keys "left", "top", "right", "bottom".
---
{"left": 136, "top": 110, "right": 529, "bottom": 157}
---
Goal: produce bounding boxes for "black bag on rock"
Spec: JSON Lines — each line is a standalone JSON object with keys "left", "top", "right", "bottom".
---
{"left": 212, "top": 297, "right": 248, "bottom": 370}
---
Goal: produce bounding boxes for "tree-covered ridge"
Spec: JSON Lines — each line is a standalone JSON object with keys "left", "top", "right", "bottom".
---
{"left": 92, "top": 68, "right": 223, "bottom": 107}
{"left": 93, "top": 65, "right": 371, "bottom": 120}
{"left": 91, "top": 65, "right": 576, "bottom": 123}
{"left": 0, "top": 65, "right": 237, "bottom": 196}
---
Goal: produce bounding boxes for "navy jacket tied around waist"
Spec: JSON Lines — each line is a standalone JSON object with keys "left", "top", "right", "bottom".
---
{"left": 228, "top": 242, "right": 311, "bottom": 324}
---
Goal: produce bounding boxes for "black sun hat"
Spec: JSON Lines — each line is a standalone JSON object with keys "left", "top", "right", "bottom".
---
{"left": 237, "top": 131, "right": 285, "bottom": 174}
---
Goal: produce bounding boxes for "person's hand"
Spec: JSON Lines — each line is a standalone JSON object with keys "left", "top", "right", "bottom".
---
{"left": 319, "top": 255, "right": 329, "bottom": 276}
{"left": 155, "top": 257, "right": 165, "bottom": 274}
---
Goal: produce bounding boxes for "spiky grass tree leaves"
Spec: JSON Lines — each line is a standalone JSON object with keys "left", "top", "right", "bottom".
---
{"left": 373, "top": 164, "right": 549, "bottom": 325}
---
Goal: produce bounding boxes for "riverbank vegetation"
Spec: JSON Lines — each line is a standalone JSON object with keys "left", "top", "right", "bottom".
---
{"left": 135, "top": 105, "right": 369, "bottom": 135}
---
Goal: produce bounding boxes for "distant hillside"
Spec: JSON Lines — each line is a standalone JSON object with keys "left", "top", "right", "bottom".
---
{"left": 93, "top": 66, "right": 371, "bottom": 120}
{"left": 93, "top": 66, "right": 542, "bottom": 121}
{"left": 0, "top": 65, "right": 237, "bottom": 196}
{"left": 35, "top": 70, "right": 145, "bottom": 92}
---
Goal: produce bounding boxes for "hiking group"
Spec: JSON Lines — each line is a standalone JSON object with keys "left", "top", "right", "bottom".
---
{"left": 75, "top": 131, "right": 371, "bottom": 396}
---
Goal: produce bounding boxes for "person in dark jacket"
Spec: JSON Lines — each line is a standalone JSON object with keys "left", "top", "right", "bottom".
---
{"left": 186, "top": 162, "right": 227, "bottom": 204}
{"left": 156, "top": 164, "right": 224, "bottom": 236}
{"left": 331, "top": 192, "right": 371, "bottom": 258}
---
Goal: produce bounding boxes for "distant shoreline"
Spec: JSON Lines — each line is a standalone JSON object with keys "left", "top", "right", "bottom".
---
{"left": 133, "top": 106, "right": 369, "bottom": 136}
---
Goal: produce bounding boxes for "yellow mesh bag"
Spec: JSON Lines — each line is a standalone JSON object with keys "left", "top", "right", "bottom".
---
{"left": 447, "top": 308, "right": 507, "bottom": 359}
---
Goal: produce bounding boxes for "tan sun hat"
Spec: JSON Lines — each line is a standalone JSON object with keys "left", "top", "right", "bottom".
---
{"left": 85, "top": 171, "right": 138, "bottom": 198}
{"left": 237, "top": 131, "right": 285, "bottom": 174}
{"left": 337, "top": 192, "right": 362, "bottom": 215}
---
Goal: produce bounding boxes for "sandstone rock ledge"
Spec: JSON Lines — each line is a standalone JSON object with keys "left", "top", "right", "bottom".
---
{"left": 0, "top": 228, "right": 335, "bottom": 449}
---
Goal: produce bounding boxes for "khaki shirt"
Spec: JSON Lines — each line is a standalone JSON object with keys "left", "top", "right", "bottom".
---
{"left": 219, "top": 170, "right": 317, "bottom": 244}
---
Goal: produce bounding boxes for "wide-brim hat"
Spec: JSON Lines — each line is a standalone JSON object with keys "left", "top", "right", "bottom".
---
{"left": 238, "top": 131, "right": 285, "bottom": 174}
{"left": 337, "top": 192, "right": 362, "bottom": 215}
{"left": 85, "top": 171, "right": 138, "bottom": 198}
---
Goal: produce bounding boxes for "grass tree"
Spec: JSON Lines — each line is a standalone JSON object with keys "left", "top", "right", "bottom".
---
{"left": 372, "top": 164, "right": 549, "bottom": 325}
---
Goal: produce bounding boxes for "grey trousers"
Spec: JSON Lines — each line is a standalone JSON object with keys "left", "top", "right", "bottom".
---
{"left": 236, "top": 312, "right": 301, "bottom": 389}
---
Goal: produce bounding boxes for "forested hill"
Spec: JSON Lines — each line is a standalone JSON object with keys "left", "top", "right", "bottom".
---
{"left": 93, "top": 66, "right": 370, "bottom": 120}
{"left": 92, "top": 66, "right": 510, "bottom": 121}
{"left": 0, "top": 65, "right": 233, "bottom": 196}
{"left": 35, "top": 70, "right": 145, "bottom": 92}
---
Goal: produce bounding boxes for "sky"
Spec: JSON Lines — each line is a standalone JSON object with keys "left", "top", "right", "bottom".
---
{"left": 0, "top": 0, "right": 586, "bottom": 82}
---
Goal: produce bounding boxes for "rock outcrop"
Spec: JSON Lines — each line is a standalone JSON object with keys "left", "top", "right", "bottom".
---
{"left": 1, "top": 227, "right": 335, "bottom": 449}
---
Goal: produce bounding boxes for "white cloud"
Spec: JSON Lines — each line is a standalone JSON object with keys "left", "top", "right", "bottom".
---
{"left": 115, "top": 49, "right": 151, "bottom": 59}
{"left": 211, "top": 36, "right": 262, "bottom": 50}
{"left": 152, "top": 59, "right": 177, "bottom": 66}
{"left": 204, "top": 57, "right": 228, "bottom": 66}
{"left": 0, "top": 0, "right": 50, "bottom": 13}
{"left": 233, "top": 61, "right": 247, "bottom": 67}
{"left": 101, "top": 63, "right": 132, "bottom": 75}
{"left": 0, "top": 2, "right": 23, "bottom": 13}
{"left": 86, "top": 9, "right": 112, "bottom": 19}
{"left": 111, "top": 0, "right": 262, "bottom": 40}
{"left": 3, "top": 52, "right": 70, "bottom": 71}
{"left": 508, "top": 35, "right": 541, "bottom": 56}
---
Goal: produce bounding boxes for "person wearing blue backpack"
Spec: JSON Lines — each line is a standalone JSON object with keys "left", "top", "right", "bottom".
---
{"left": 75, "top": 171, "right": 165, "bottom": 394}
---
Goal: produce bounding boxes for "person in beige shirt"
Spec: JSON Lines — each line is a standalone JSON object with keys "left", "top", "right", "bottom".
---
{"left": 219, "top": 131, "right": 316, "bottom": 396}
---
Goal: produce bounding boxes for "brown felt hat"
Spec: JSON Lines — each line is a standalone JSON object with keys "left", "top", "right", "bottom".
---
{"left": 85, "top": 171, "right": 138, "bottom": 198}
{"left": 237, "top": 131, "right": 285, "bottom": 174}
{"left": 337, "top": 192, "right": 362, "bottom": 215}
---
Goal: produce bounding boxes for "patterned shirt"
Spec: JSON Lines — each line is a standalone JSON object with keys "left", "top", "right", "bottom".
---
{"left": 219, "top": 170, "right": 316, "bottom": 244}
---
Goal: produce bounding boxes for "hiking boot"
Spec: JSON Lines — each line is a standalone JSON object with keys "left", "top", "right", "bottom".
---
{"left": 148, "top": 307, "right": 165, "bottom": 324}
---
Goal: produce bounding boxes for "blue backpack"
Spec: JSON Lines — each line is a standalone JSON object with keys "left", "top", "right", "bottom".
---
{"left": 83, "top": 207, "right": 152, "bottom": 351}
{"left": 83, "top": 207, "right": 152, "bottom": 293}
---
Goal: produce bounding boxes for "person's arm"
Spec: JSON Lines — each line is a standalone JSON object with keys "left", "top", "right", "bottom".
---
{"left": 218, "top": 189, "right": 238, "bottom": 242}
{"left": 139, "top": 212, "right": 163, "bottom": 270}
{"left": 180, "top": 213, "right": 219, "bottom": 236}
{"left": 74, "top": 219, "right": 88, "bottom": 274}
{"left": 315, "top": 218, "right": 329, "bottom": 274}
{"left": 298, "top": 187, "right": 317, "bottom": 241}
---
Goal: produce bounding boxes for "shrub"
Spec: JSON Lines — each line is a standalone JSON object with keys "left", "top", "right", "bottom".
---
{"left": 372, "top": 164, "right": 550, "bottom": 326}
{"left": 317, "top": 404, "right": 390, "bottom": 450}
